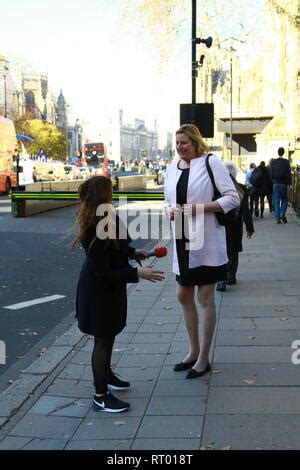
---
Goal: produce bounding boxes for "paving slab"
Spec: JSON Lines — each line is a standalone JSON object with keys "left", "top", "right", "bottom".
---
{"left": 72, "top": 416, "right": 142, "bottom": 440}
{"left": 215, "top": 329, "right": 297, "bottom": 346}
{"left": 202, "top": 414, "right": 300, "bottom": 450}
{"left": 153, "top": 379, "right": 208, "bottom": 396}
{"left": 132, "top": 438, "right": 200, "bottom": 450}
{"left": 136, "top": 415, "right": 204, "bottom": 439}
{"left": 213, "top": 345, "right": 292, "bottom": 363}
{"left": 28, "top": 396, "right": 90, "bottom": 418}
{"left": 146, "top": 396, "right": 206, "bottom": 416}
{"left": 206, "top": 387, "right": 300, "bottom": 414}
{"left": 65, "top": 439, "right": 132, "bottom": 450}
{"left": 114, "top": 366, "right": 161, "bottom": 381}
{"left": 210, "top": 363, "right": 300, "bottom": 386}
{"left": 8, "top": 414, "right": 81, "bottom": 439}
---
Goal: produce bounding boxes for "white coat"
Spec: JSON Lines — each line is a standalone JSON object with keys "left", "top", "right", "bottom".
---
{"left": 164, "top": 154, "right": 240, "bottom": 275}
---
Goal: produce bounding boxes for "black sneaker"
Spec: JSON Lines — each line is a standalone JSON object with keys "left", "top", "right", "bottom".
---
{"left": 93, "top": 391, "right": 130, "bottom": 413}
{"left": 107, "top": 371, "right": 130, "bottom": 391}
{"left": 216, "top": 281, "right": 226, "bottom": 292}
{"left": 281, "top": 215, "right": 287, "bottom": 223}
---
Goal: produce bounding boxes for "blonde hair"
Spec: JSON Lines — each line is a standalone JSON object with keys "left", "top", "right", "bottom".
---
{"left": 176, "top": 123, "right": 209, "bottom": 155}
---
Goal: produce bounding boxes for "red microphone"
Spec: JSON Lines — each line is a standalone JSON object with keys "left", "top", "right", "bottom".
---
{"left": 147, "top": 246, "right": 168, "bottom": 258}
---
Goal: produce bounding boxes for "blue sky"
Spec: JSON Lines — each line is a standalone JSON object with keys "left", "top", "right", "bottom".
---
{"left": 1, "top": 0, "right": 264, "bottom": 139}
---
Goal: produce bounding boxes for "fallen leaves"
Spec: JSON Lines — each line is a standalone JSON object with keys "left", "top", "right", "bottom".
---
{"left": 243, "top": 379, "right": 255, "bottom": 385}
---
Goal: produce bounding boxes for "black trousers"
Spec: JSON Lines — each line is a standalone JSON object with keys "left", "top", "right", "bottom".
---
{"left": 227, "top": 253, "right": 239, "bottom": 281}
{"left": 92, "top": 336, "right": 115, "bottom": 395}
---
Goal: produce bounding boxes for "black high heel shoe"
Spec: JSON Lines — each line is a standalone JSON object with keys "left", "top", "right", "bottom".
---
{"left": 186, "top": 363, "right": 211, "bottom": 379}
{"left": 173, "top": 360, "right": 196, "bottom": 372}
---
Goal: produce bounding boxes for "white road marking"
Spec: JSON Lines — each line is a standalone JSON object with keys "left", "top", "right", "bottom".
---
{"left": 3, "top": 295, "right": 66, "bottom": 310}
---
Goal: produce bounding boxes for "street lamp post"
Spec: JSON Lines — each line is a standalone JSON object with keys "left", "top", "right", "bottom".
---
{"left": 3, "top": 65, "right": 9, "bottom": 118}
{"left": 3, "top": 74, "right": 7, "bottom": 118}
{"left": 230, "top": 54, "right": 233, "bottom": 160}
{"left": 190, "top": 0, "right": 212, "bottom": 125}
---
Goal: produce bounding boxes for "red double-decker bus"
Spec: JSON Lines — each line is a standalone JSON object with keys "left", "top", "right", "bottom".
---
{"left": 0, "top": 117, "right": 17, "bottom": 194}
{"left": 82, "top": 142, "right": 108, "bottom": 176}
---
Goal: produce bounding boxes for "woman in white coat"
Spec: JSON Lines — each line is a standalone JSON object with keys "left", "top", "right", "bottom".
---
{"left": 164, "top": 124, "right": 240, "bottom": 378}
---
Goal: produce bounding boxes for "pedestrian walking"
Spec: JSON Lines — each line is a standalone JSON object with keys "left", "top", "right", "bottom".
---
{"left": 245, "top": 163, "right": 256, "bottom": 215}
{"left": 71, "top": 176, "right": 164, "bottom": 412}
{"left": 269, "top": 147, "right": 292, "bottom": 224}
{"left": 249, "top": 161, "right": 272, "bottom": 218}
{"left": 216, "top": 162, "right": 254, "bottom": 292}
{"left": 164, "top": 124, "right": 239, "bottom": 378}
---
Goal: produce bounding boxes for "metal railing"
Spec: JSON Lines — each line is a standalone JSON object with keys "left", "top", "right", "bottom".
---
{"left": 288, "top": 166, "right": 300, "bottom": 215}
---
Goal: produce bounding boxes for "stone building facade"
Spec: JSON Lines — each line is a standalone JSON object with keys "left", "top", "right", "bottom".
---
{"left": 197, "top": 0, "right": 300, "bottom": 166}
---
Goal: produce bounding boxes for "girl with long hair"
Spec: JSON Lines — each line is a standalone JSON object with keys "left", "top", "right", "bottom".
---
{"left": 72, "top": 176, "right": 164, "bottom": 413}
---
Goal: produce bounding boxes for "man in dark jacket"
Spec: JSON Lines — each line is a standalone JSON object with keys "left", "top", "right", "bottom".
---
{"left": 249, "top": 161, "right": 272, "bottom": 218}
{"left": 269, "top": 147, "right": 292, "bottom": 224}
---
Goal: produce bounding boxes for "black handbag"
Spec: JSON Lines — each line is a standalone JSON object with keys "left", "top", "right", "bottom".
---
{"left": 205, "top": 154, "right": 240, "bottom": 226}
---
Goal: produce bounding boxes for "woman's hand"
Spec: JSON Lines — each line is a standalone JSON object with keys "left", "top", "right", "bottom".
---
{"left": 246, "top": 232, "right": 253, "bottom": 239}
{"left": 138, "top": 265, "right": 165, "bottom": 283}
{"left": 182, "top": 204, "right": 195, "bottom": 217}
{"left": 169, "top": 206, "right": 182, "bottom": 221}
{"left": 134, "top": 249, "right": 148, "bottom": 261}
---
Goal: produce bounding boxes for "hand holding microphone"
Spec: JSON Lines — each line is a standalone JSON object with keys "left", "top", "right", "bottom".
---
{"left": 146, "top": 246, "right": 168, "bottom": 259}
{"left": 134, "top": 246, "right": 168, "bottom": 267}
{"left": 135, "top": 247, "right": 167, "bottom": 282}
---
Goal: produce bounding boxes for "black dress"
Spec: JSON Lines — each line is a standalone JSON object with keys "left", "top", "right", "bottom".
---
{"left": 76, "top": 220, "right": 139, "bottom": 337}
{"left": 175, "top": 165, "right": 226, "bottom": 286}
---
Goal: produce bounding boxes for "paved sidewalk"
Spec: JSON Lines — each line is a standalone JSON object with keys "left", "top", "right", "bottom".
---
{"left": 0, "top": 208, "right": 300, "bottom": 450}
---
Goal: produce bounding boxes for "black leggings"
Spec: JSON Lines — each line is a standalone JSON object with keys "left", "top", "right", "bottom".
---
{"left": 92, "top": 336, "right": 115, "bottom": 395}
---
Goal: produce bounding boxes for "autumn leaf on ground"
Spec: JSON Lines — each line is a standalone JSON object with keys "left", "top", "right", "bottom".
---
{"left": 275, "top": 307, "right": 284, "bottom": 312}
{"left": 114, "top": 421, "right": 125, "bottom": 426}
{"left": 64, "top": 332, "right": 71, "bottom": 336}
{"left": 280, "top": 317, "right": 288, "bottom": 321}
{"left": 38, "top": 347, "right": 48, "bottom": 356}
{"left": 243, "top": 379, "right": 255, "bottom": 385}
{"left": 212, "top": 369, "right": 222, "bottom": 374}
{"left": 164, "top": 307, "right": 172, "bottom": 310}
{"left": 248, "top": 336, "right": 255, "bottom": 339}
{"left": 200, "top": 444, "right": 214, "bottom": 450}
{"left": 220, "top": 445, "right": 232, "bottom": 450}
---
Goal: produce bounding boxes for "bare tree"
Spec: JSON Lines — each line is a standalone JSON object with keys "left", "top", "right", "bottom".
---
{"left": 120, "top": 0, "right": 265, "bottom": 67}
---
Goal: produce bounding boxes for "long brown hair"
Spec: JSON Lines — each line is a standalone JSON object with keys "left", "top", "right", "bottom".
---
{"left": 71, "top": 175, "right": 114, "bottom": 248}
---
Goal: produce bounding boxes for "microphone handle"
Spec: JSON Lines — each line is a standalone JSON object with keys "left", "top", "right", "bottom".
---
{"left": 146, "top": 250, "right": 156, "bottom": 258}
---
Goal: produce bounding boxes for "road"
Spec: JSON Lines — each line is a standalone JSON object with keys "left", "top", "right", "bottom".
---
{"left": 0, "top": 195, "right": 165, "bottom": 392}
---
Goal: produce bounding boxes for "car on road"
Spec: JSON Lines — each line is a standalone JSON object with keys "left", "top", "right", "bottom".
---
{"left": 78, "top": 167, "right": 91, "bottom": 179}
{"left": 64, "top": 165, "right": 83, "bottom": 180}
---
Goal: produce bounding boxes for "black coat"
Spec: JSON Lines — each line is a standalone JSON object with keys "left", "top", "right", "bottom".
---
{"left": 76, "top": 222, "right": 138, "bottom": 337}
{"left": 225, "top": 181, "right": 254, "bottom": 254}
{"left": 249, "top": 166, "right": 272, "bottom": 196}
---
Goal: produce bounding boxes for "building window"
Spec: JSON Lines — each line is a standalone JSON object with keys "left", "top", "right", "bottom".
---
{"left": 25, "top": 91, "right": 35, "bottom": 114}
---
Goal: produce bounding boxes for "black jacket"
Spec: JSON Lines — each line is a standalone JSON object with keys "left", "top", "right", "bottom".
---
{"left": 269, "top": 157, "right": 292, "bottom": 185}
{"left": 76, "top": 218, "right": 138, "bottom": 337}
{"left": 225, "top": 181, "right": 254, "bottom": 254}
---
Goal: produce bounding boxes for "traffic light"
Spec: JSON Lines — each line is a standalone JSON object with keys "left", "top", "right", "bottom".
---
{"left": 76, "top": 150, "right": 82, "bottom": 158}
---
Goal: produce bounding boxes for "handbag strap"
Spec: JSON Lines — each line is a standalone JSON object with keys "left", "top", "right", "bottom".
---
{"left": 205, "top": 153, "right": 219, "bottom": 195}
